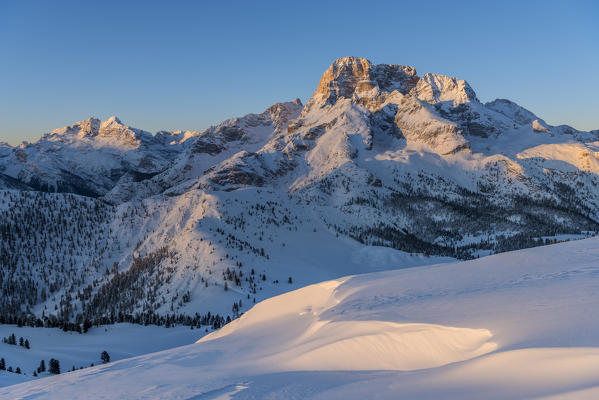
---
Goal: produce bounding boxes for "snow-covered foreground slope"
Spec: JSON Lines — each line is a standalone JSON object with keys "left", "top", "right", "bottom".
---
{"left": 4, "top": 237, "right": 599, "bottom": 399}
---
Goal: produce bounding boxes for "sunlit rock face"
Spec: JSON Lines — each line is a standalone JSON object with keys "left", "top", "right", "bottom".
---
{"left": 292, "top": 57, "right": 475, "bottom": 155}
{"left": 50, "top": 117, "right": 101, "bottom": 138}
{"left": 532, "top": 119, "right": 550, "bottom": 132}
{"left": 50, "top": 116, "right": 140, "bottom": 146}
{"left": 309, "top": 57, "right": 419, "bottom": 108}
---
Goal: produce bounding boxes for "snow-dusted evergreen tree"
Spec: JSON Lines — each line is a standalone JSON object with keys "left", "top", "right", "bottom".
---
{"left": 48, "top": 358, "right": 60, "bottom": 374}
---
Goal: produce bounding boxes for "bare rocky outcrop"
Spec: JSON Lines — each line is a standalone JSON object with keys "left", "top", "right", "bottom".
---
{"left": 306, "top": 57, "right": 418, "bottom": 111}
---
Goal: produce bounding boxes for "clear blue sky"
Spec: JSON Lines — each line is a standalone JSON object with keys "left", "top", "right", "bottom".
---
{"left": 1, "top": 0, "right": 598, "bottom": 144}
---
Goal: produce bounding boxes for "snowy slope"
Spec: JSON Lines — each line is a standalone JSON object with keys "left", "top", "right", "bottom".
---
{"left": 0, "top": 188, "right": 452, "bottom": 333}
{"left": 0, "top": 324, "right": 201, "bottom": 388}
{"left": 4, "top": 236, "right": 599, "bottom": 399}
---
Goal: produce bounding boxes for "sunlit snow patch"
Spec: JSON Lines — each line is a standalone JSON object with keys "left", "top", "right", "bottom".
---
{"left": 272, "top": 321, "right": 496, "bottom": 371}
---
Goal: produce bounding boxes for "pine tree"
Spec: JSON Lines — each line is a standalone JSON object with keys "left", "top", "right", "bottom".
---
{"left": 0, "top": 358, "right": 5, "bottom": 370}
{"left": 38, "top": 359, "right": 45, "bottom": 373}
{"left": 19, "top": 337, "right": 24, "bottom": 346}
{"left": 101, "top": 350, "right": 110, "bottom": 363}
{"left": 49, "top": 358, "right": 60, "bottom": 374}
{"left": 15, "top": 367, "right": 21, "bottom": 374}
{"left": 24, "top": 339, "right": 30, "bottom": 349}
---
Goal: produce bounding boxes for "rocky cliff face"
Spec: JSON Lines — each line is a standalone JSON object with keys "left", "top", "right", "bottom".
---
{"left": 309, "top": 57, "right": 418, "bottom": 107}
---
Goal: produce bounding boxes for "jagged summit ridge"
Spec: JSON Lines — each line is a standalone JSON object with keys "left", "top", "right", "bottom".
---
{"left": 412, "top": 73, "right": 478, "bottom": 106}
{"left": 49, "top": 117, "right": 101, "bottom": 138}
{"left": 310, "top": 57, "right": 418, "bottom": 106}
{"left": 0, "top": 115, "right": 201, "bottom": 196}
{"left": 48, "top": 115, "right": 146, "bottom": 144}
{"left": 2, "top": 57, "right": 596, "bottom": 198}
{"left": 291, "top": 57, "right": 486, "bottom": 156}
{"left": 308, "top": 57, "right": 478, "bottom": 110}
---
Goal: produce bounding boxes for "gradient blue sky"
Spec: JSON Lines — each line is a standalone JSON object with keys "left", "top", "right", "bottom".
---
{"left": 1, "top": 0, "right": 598, "bottom": 145}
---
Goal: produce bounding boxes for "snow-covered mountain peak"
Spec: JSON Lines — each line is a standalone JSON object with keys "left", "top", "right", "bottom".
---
{"left": 97, "top": 116, "right": 142, "bottom": 145}
{"left": 485, "top": 98, "right": 538, "bottom": 125}
{"left": 308, "top": 57, "right": 418, "bottom": 109}
{"left": 411, "top": 72, "right": 478, "bottom": 106}
{"left": 263, "top": 99, "right": 304, "bottom": 133}
{"left": 285, "top": 58, "right": 480, "bottom": 159}
{"left": 307, "top": 58, "right": 481, "bottom": 116}
{"left": 105, "top": 115, "right": 122, "bottom": 124}
{"left": 50, "top": 117, "right": 101, "bottom": 138}
{"left": 311, "top": 57, "right": 374, "bottom": 105}
{"left": 47, "top": 115, "right": 141, "bottom": 145}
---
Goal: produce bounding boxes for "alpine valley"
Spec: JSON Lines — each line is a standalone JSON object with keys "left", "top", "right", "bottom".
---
{"left": 1, "top": 57, "right": 599, "bottom": 395}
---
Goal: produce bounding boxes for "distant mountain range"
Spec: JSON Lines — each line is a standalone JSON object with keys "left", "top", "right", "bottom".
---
{"left": 1, "top": 57, "right": 598, "bottom": 329}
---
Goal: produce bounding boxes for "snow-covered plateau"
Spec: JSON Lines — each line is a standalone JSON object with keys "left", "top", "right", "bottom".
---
{"left": 2, "top": 237, "right": 599, "bottom": 399}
